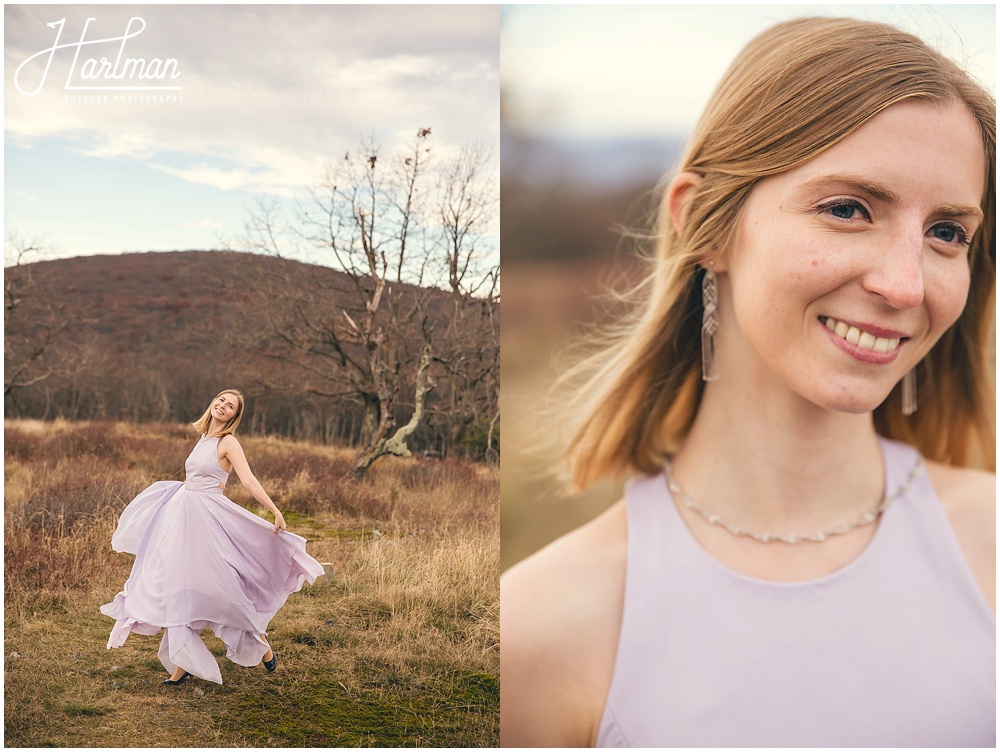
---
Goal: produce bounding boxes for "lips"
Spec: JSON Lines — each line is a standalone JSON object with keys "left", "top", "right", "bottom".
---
{"left": 821, "top": 316, "right": 904, "bottom": 354}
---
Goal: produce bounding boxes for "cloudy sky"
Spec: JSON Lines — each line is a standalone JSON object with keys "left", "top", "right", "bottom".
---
{"left": 5, "top": 4, "right": 499, "bottom": 259}
{"left": 502, "top": 4, "right": 996, "bottom": 139}
{"left": 5, "top": 5, "right": 994, "bottom": 260}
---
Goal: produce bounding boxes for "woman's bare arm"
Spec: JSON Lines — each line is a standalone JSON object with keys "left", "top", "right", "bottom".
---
{"left": 500, "top": 501, "right": 628, "bottom": 747}
{"left": 926, "top": 462, "right": 996, "bottom": 612}
{"left": 218, "top": 435, "right": 287, "bottom": 533}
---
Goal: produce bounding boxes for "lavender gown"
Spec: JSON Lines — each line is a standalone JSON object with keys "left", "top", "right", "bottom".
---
{"left": 100, "top": 435, "right": 325, "bottom": 684}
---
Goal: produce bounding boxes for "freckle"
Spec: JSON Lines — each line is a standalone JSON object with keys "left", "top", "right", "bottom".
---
{"left": 811, "top": 259, "right": 819, "bottom": 267}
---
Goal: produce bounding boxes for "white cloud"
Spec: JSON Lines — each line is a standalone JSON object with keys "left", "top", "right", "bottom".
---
{"left": 148, "top": 160, "right": 305, "bottom": 198}
{"left": 5, "top": 5, "right": 500, "bottom": 185}
{"left": 4, "top": 5, "right": 498, "bottom": 259}
{"left": 186, "top": 218, "right": 226, "bottom": 231}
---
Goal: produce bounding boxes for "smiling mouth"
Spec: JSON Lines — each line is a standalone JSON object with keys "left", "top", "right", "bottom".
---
{"left": 821, "top": 316, "right": 903, "bottom": 354}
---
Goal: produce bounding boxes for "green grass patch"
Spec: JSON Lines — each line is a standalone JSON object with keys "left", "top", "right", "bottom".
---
{"left": 223, "top": 674, "right": 498, "bottom": 747}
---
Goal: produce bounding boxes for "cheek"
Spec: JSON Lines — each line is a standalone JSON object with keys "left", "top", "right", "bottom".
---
{"left": 926, "top": 261, "right": 971, "bottom": 331}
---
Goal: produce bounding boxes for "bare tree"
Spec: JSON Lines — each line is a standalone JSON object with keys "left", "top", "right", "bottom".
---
{"left": 3, "top": 232, "right": 68, "bottom": 410}
{"left": 435, "top": 145, "right": 501, "bottom": 460}
{"left": 244, "top": 129, "right": 498, "bottom": 477}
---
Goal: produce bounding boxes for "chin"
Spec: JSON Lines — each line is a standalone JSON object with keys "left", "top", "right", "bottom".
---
{"left": 820, "top": 395, "right": 888, "bottom": 415}
{"left": 829, "top": 402, "right": 878, "bottom": 416}
{"left": 814, "top": 390, "right": 892, "bottom": 416}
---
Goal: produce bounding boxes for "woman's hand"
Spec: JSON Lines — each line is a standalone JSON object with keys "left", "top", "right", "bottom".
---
{"left": 273, "top": 511, "right": 287, "bottom": 534}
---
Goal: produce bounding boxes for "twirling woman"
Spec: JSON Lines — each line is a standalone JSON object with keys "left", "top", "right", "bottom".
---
{"left": 102, "top": 389, "right": 325, "bottom": 685}
{"left": 501, "top": 17, "right": 995, "bottom": 747}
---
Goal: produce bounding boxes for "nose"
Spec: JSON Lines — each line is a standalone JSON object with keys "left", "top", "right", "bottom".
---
{"left": 861, "top": 225, "right": 924, "bottom": 310}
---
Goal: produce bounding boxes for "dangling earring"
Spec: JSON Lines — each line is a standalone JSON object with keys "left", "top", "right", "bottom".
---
{"left": 901, "top": 367, "right": 917, "bottom": 416}
{"left": 701, "top": 262, "right": 720, "bottom": 382}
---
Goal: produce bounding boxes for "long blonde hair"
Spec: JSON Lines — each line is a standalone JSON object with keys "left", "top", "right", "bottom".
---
{"left": 192, "top": 389, "right": 246, "bottom": 438}
{"left": 563, "top": 17, "right": 996, "bottom": 490}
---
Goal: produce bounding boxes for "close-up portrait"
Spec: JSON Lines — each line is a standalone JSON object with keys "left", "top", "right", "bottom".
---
{"left": 500, "top": 5, "right": 995, "bottom": 748}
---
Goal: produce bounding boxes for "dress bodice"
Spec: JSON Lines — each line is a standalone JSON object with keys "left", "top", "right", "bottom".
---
{"left": 183, "top": 435, "right": 230, "bottom": 492}
{"left": 596, "top": 437, "right": 995, "bottom": 747}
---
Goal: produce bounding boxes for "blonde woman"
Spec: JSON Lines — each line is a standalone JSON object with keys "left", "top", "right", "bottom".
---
{"left": 102, "top": 389, "right": 325, "bottom": 685}
{"left": 501, "top": 18, "right": 995, "bottom": 747}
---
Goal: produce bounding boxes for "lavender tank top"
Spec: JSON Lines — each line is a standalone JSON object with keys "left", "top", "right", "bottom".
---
{"left": 183, "top": 435, "right": 231, "bottom": 493}
{"left": 596, "top": 438, "right": 995, "bottom": 748}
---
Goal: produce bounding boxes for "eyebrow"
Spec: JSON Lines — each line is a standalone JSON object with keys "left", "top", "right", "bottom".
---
{"left": 800, "top": 173, "right": 984, "bottom": 222}
{"left": 936, "top": 203, "right": 985, "bottom": 222}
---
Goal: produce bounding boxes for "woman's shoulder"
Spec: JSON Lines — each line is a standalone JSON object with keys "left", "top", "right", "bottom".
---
{"left": 924, "top": 459, "right": 995, "bottom": 523}
{"left": 500, "top": 500, "right": 628, "bottom": 746}
{"left": 924, "top": 459, "right": 995, "bottom": 611}
{"left": 217, "top": 433, "right": 242, "bottom": 449}
{"left": 501, "top": 498, "right": 628, "bottom": 625}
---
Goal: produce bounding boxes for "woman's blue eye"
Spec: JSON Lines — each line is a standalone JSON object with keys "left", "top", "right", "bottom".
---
{"left": 931, "top": 223, "right": 968, "bottom": 245}
{"left": 821, "top": 200, "right": 869, "bottom": 221}
{"left": 829, "top": 203, "right": 857, "bottom": 219}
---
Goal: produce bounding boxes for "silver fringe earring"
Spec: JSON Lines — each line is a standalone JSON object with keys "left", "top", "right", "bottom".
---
{"left": 901, "top": 367, "right": 917, "bottom": 416}
{"left": 701, "top": 262, "right": 720, "bottom": 382}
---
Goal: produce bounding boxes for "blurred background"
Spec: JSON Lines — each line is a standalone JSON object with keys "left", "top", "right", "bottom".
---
{"left": 499, "top": 4, "right": 997, "bottom": 573}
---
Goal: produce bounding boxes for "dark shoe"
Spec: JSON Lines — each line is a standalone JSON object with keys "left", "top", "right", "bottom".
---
{"left": 162, "top": 671, "right": 191, "bottom": 685}
{"left": 263, "top": 651, "right": 277, "bottom": 672}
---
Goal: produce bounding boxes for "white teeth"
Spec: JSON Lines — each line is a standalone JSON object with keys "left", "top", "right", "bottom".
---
{"left": 823, "top": 317, "right": 901, "bottom": 354}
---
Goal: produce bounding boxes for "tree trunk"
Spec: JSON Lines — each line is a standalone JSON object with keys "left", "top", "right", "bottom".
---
{"left": 350, "top": 346, "right": 433, "bottom": 479}
{"left": 359, "top": 393, "right": 380, "bottom": 444}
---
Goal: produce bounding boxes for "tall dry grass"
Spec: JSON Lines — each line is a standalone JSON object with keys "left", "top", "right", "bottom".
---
{"left": 4, "top": 419, "right": 498, "bottom": 747}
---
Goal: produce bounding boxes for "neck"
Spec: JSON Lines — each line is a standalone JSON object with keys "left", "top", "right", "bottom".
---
{"left": 672, "top": 381, "right": 885, "bottom": 533}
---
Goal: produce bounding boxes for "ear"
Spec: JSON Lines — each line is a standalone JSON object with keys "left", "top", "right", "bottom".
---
{"left": 667, "top": 171, "right": 729, "bottom": 273}
{"left": 666, "top": 171, "right": 702, "bottom": 234}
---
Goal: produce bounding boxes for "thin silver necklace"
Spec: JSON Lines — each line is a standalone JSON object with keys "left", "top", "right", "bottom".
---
{"left": 664, "top": 456, "right": 923, "bottom": 544}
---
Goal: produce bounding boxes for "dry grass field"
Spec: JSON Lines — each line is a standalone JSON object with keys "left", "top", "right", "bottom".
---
{"left": 4, "top": 420, "right": 499, "bottom": 747}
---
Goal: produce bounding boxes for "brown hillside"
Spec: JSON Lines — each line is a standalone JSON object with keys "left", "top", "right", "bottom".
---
{"left": 4, "top": 250, "right": 485, "bottom": 456}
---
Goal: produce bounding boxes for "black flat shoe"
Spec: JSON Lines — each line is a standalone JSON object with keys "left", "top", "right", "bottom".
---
{"left": 263, "top": 652, "right": 277, "bottom": 672}
{"left": 162, "top": 671, "right": 191, "bottom": 685}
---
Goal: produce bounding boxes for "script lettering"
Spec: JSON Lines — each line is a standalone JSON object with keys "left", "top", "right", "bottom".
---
{"left": 14, "top": 16, "right": 182, "bottom": 96}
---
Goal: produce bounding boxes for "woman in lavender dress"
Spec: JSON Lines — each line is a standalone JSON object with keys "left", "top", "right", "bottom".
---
{"left": 101, "top": 389, "right": 325, "bottom": 685}
{"left": 501, "top": 17, "right": 994, "bottom": 747}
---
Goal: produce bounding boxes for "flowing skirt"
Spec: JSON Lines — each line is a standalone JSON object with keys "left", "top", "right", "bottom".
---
{"left": 100, "top": 481, "right": 325, "bottom": 683}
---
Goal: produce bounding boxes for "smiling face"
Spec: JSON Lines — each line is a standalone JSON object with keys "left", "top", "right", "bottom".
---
{"left": 211, "top": 391, "right": 242, "bottom": 425}
{"left": 715, "top": 99, "right": 985, "bottom": 415}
